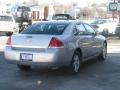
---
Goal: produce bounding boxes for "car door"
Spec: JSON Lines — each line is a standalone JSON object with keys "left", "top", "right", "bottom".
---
{"left": 83, "top": 23, "right": 98, "bottom": 57}
{"left": 75, "top": 23, "right": 92, "bottom": 60}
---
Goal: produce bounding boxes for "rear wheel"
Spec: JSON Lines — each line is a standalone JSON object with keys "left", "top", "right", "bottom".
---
{"left": 68, "top": 51, "right": 82, "bottom": 74}
{"left": 17, "top": 64, "right": 31, "bottom": 71}
{"left": 118, "top": 36, "right": 120, "bottom": 39}
{"left": 28, "top": 20, "right": 32, "bottom": 25}
{"left": 98, "top": 43, "right": 107, "bottom": 61}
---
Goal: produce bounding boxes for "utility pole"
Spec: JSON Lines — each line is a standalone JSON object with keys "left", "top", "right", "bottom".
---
{"left": 118, "top": 0, "right": 120, "bottom": 23}
{"left": 113, "top": 0, "right": 115, "bottom": 20}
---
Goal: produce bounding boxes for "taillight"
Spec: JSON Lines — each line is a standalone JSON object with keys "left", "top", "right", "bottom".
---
{"left": 49, "top": 37, "right": 64, "bottom": 48}
{"left": 13, "top": 26, "right": 16, "bottom": 30}
{"left": 6, "top": 37, "right": 11, "bottom": 45}
{"left": 28, "top": 12, "right": 32, "bottom": 18}
{"left": 16, "top": 12, "right": 21, "bottom": 17}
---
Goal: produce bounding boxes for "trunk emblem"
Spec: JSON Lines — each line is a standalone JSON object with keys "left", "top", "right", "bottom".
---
{"left": 26, "top": 36, "right": 32, "bottom": 43}
{"left": 27, "top": 36, "right": 32, "bottom": 38}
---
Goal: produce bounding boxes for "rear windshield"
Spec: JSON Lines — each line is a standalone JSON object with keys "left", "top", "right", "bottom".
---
{"left": 52, "top": 14, "right": 74, "bottom": 20}
{"left": 21, "top": 23, "right": 69, "bottom": 35}
{"left": 0, "top": 16, "right": 13, "bottom": 22}
{"left": 17, "top": 6, "right": 31, "bottom": 11}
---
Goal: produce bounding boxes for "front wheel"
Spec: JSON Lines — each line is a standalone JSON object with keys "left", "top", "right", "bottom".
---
{"left": 102, "top": 29, "right": 109, "bottom": 38}
{"left": 68, "top": 51, "right": 82, "bottom": 74}
{"left": 98, "top": 43, "right": 107, "bottom": 61}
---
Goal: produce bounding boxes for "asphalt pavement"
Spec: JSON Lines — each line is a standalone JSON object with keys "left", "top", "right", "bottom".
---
{"left": 0, "top": 37, "right": 120, "bottom": 90}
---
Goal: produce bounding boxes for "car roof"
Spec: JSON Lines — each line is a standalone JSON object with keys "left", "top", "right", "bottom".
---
{"left": 35, "top": 20, "right": 81, "bottom": 24}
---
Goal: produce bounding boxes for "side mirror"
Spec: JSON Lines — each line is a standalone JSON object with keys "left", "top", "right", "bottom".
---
{"left": 95, "top": 31, "right": 99, "bottom": 36}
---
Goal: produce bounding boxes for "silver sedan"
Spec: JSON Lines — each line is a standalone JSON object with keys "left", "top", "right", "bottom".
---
{"left": 4, "top": 21, "right": 107, "bottom": 74}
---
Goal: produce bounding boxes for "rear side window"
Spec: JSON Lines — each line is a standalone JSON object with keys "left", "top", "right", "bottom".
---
{"left": 21, "top": 23, "right": 69, "bottom": 35}
{"left": 76, "top": 24, "right": 87, "bottom": 35}
{"left": 84, "top": 24, "right": 96, "bottom": 35}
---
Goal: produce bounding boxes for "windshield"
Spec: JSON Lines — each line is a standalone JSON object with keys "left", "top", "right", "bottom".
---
{"left": 0, "top": 16, "right": 13, "bottom": 22}
{"left": 17, "top": 6, "right": 31, "bottom": 11}
{"left": 0, "top": 32, "right": 7, "bottom": 36}
{"left": 21, "top": 23, "right": 69, "bottom": 35}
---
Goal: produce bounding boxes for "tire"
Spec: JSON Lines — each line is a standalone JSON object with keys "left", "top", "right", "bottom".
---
{"left": 118, "top": 36, "right": 120, "bottom": 39}
{"left": 102, "top": 29, "right": 109, "bottom": 38}
{"left": 98, "top": 43, "right": 107, "bottom": 61}
{"left": 28, "top": 20, "right": 32, "bottom": 25}
{"left": 17, "top": 64, "right": 31, "bottom": 71}
{"left": 68, "top": 51, "right": 82, "bottom": 74}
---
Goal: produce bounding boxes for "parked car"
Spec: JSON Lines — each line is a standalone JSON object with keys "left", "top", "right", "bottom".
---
{"left": 0, "top": 13, "right": 19, "bottom": 35}
{"left": 47, "top": 14, "right": 75, "bottom": 21}
{"left": 91, "top": 19, "right": 118, "bottom": 35}
{"left": 0, "top": 32, "right": 9, "bottom": 51}
{"left": 115, "top": 24, "right": 120, "bottom": 38}
{"left": 10, "top": 5, "right": 32, "bottom": 24}
{"left": 4, "top": 21, "right": 107, "bottom": 74}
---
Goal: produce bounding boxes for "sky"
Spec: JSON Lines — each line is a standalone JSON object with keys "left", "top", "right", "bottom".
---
{"left": 0, "top": 0, "right": 107, "bottom": 6}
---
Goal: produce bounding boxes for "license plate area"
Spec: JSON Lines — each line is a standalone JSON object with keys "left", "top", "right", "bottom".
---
{"left": 20, "top": 53, "right": 33, "bottom": 61}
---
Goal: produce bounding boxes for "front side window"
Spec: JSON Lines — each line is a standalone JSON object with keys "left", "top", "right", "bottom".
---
{"left": 21, "top": 23, "right": 69, "bottom": 35}
{"left": 84, "top": 24, "right": 95, "bottom": 35}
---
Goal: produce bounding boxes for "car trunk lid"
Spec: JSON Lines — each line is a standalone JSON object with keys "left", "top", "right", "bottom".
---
{"left": 11, "top": 34, "right": 58, "bottom": 49}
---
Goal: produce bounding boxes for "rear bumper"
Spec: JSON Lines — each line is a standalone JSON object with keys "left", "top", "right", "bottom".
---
{"left": 4, "top": 46, "right": 71, "bottom": 67}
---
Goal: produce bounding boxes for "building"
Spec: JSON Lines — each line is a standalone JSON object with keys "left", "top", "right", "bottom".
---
{"left": 31, "top": 5, "right": 55, "bottom": 21}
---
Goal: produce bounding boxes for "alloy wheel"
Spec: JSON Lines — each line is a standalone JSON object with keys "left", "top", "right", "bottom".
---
{"left": 72, "top": 53, "right": 80, "bottom": 73}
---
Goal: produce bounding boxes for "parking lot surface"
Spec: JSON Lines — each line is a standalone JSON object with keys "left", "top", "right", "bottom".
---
{"left": 0, "top": 37, "right": 120, "bottom": 90}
